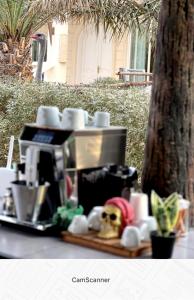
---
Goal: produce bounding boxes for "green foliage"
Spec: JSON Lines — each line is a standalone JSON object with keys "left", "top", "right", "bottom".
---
{"left": 52, "top": 202, "right": 84, "bottom": 230}
{"left": 0, "top": 77, "right": 150, "bottom": 175}
{"left": 151, "top": 190, "right": 179, "bottom": 237}
{"left": 91, "top": 77, "right": 121, "bottom": 86}
{"left": 0, "top": 0, "right": 161, "bottom": 43}
{"left": 0, "top": 0, "right": 56, "bottom": 42}
{"left": 47, "top": 0, "right": 160, "bottom": 40}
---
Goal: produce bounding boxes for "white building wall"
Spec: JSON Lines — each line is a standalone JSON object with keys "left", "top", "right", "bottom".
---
{"left": 66, "top": 23, "right": 128, "bottom": 85}
{"left": 38, "top": 22, "right": 137, "bottom": 84}
{"left": 44, "top": 22, "right": 68, "bottom": 83}
{"left": 75, "top": 25, "right": 113, "bottom": 84}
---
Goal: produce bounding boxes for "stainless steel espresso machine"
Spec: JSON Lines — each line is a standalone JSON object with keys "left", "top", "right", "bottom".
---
{"left": 0, "top": 124, "right": 127, "bottom": 232}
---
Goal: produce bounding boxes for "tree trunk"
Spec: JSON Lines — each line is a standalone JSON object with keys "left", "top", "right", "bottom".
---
{"left": 141, "top": 0, "right": 194, "bottom": 217}
{"left": 0, "top": 38, "right": 33, "bottom": 80}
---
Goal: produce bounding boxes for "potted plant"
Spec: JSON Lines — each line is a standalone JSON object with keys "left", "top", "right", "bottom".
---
{"left": 150, "top": 190, "right": 179, "bottom": 259}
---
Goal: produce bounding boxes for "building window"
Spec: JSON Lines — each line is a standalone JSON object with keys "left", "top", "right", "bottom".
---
{"left": 130, "top": 29, "right": 147, "bottom": 71}
{"left": 129, "top": 29, "right": 153, "bottom": 82}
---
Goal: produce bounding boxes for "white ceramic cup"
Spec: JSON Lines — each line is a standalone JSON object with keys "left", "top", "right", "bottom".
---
{"left": 88, "top": 207, "right": 103, "bottom": 231}
{"left": 68, "top": 215, "right": 88, "bottom": 235}
{"left": 84, "top": 110, "right": 90, "bottom": 125}
{"left": 89, "top": 206, "right": 103, "bottom": 216}
{"left": 93, "top": 111, "right": 110, "bottom": 128}
{"left": 62, "top": 108, "right": 85, "bottom": 130}
{"left": 141, "top": 216, "right": 158, "bottom": 232}
{"left": 139, "top": 223, "right": 150, "bottom": 241}
{"left": 121, "top": 226, "right": 141, "bottom": 248}
{"left": 36, "top": 106, "right": 61, "bottom": 128}
{"left": 88, "top": 212, "right": 100, "bottom": 231}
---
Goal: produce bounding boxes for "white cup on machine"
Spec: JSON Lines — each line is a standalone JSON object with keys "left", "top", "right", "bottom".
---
{"left": 93, "top": 111, "right": 110, "bottom": 128}
{"left": 62, "top": 108, "right": 85, "bottom": 130}
{"left": 36, "top": 106, "right": 61, "bottom": 128}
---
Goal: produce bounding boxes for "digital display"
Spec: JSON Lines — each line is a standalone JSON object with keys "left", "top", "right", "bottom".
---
{"left": 32, "top": 130, "right": 54, "bottom": 144}
{"left": 20, "top": 125, "right": 74, "bottom": 145}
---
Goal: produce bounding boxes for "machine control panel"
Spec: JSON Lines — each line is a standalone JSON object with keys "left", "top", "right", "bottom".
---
{"left": 20, "top": 125, "right": 73, "bottom": 145}
{"left": 32, "top": 130, "right": 55, "bottom": 144}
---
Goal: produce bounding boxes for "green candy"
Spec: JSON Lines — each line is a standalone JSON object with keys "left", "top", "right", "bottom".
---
{"left": 52, "top": 202, "right": 84, "bottom": 230}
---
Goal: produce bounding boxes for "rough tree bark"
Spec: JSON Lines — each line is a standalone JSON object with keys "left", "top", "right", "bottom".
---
{"left": 0, "top": 38, "right": 32, "bottom": 80}
{"left": 141, "top": 0, "right": 194, "bottom": 216}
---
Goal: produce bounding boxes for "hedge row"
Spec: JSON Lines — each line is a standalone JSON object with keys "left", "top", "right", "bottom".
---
{"left": 0, "top": 77, "right": 150, "bottom": 175}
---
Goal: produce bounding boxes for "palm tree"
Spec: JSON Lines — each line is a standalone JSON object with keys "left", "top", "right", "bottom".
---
{"left": 0, "top": 0, "right": 57, "bottom": 79}
{"left": 45, "top": 0, "right": 160, "bottom": 38}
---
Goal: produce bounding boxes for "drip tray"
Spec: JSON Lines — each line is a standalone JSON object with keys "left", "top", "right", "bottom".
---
{"left": 0, "top": 214, "right": 57, "bottom": 235}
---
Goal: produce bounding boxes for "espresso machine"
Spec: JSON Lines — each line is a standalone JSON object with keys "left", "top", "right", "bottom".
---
{"left": 0, "top": 123, "right": 127, "bottom": 231}
{"left": 0, "top": 125, "right": 72, "bottom": 231}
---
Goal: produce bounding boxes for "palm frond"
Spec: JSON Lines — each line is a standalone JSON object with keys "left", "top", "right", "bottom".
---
{"left": 42, "top": 0, "right": 160, "bottom": 39}
{"left": 0, "top": 0, "right": 161, "bottom": 45}
{"left": 0, "top": 0, "right": 57, "bottom": 42}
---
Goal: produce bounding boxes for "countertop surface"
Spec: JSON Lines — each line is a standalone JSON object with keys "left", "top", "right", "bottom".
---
{"left": 0, "top": 225, "right": 193, "bottom": 259}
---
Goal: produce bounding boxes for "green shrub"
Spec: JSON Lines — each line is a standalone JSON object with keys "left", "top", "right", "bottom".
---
{"left": 91, "top": 76, "right": 122, "bottom": 86}
{"left": 0, "top": 77, "right": 150, "bottom": 177}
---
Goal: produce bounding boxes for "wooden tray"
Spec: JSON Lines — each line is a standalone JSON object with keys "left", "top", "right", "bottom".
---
{"left": 61, "top": 231, "right": 151, "bottom": 258}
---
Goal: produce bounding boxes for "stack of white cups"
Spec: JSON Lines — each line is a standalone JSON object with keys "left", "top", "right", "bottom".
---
{"left": 36, "top": 106, "right": 110, "bottom": 130}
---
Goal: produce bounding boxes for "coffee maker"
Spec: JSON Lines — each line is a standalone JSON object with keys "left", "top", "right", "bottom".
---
{"left": 0, "top": 125, "right": 72, "bottom": 231}
{"left": 0, "top": 123, "right": 127, "bottom": 231}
